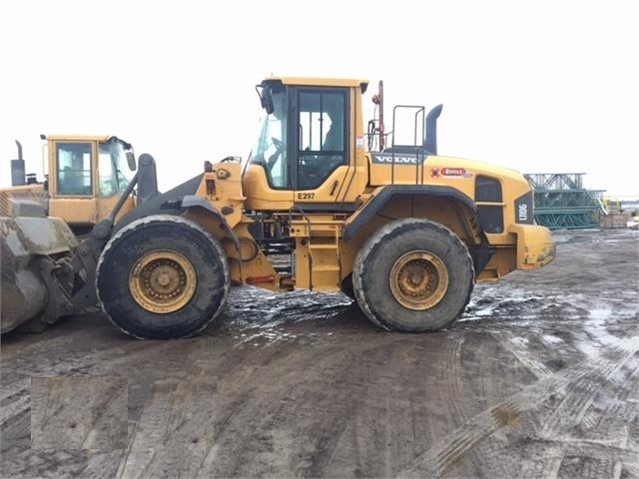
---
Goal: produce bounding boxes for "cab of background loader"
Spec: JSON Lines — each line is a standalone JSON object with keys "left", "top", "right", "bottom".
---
{"left": 1, "top": 135, "right": 137, "bottom": 233}
{"left": 46, "top": 135, "right": 137, "bottom": 230}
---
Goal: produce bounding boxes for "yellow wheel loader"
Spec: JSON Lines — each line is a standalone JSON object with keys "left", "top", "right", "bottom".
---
{"left": 1, "top": 77, "right": 555, "bottom": 338}
{"left": 1, "top": 135, "right": 158, "bottom": 332}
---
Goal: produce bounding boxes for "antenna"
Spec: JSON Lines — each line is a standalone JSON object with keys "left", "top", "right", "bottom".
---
{"left": 41, "top": 135, "right": 47, "bottom": 181}
{"left": 372, "top": 80, "right": 385, "bottom": 150}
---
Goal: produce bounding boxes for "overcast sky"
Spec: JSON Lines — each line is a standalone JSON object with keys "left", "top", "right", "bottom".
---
{"left": 1, "top": 1, "right": 637, "bottom": 198}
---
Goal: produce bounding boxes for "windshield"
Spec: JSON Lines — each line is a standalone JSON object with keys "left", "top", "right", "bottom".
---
{"left": 250, "top": 88, "right": 288, "bottom": 188}
{"left": 98, "top": 139, "right": 135, "bottom": 197}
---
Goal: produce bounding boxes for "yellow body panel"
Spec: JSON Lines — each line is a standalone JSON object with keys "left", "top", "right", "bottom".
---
{"left": 507, "top": 223, "right": 556, "bottom": 270}
{"left": 48, "top": 195, "right": 135, "bottom": 227}
{"left": 192, "top": 163, "right": 246, "bottom": 229}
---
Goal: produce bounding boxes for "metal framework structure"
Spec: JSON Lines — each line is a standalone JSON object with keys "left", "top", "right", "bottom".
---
{"left": 524, "top": 173, "right": 604, "bottom": 229}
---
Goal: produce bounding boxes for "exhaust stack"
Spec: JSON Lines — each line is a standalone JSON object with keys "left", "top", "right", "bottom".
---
{"left": 11, "top": 140, "right": 26, "bottom": 186}
{"left": 425, "top": 104, "right": 443, "bottom": 155}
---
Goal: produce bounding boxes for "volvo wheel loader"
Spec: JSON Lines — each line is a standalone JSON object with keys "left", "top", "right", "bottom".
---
{"left": 0, "top": 76, "right": 555, "bottom": 338}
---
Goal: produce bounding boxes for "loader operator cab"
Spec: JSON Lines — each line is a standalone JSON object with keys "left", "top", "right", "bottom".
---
{"left": 244, "top": 78, "right": 366, "bottom": 210}
{"left": 53, "top": 137, "right": 135, "bottom": 198}
{"left": 47, "top": 135, "right": 137, "bottom": 230}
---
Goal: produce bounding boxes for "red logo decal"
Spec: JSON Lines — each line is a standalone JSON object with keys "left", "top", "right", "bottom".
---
{"left": 441, "top": 167, "right": 467, "bottom": 176}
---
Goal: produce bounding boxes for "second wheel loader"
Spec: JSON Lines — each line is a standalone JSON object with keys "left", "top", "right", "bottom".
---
{"left": 0, "top": 76, "right": 555, "bottom": 338}
{"left": 2, "top": 135, "right": 143, "bottom": 234}
{"left": 1, "top": 134, "right": 162, "bottom": 333}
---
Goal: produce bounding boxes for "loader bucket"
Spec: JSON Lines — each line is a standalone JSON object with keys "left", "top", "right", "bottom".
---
{"left": 1, "top": 216, "right": 78, "bottom": 333}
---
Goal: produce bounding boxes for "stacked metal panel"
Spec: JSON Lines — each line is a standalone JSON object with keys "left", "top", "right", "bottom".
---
{"left": 524, "top": 173, "right": 604, "bottom": 229}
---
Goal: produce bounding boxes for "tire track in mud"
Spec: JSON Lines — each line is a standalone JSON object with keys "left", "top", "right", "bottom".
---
{"left": 211, "top": 337, "right": 391, "bottom": 478}
{"left": 489, "top": 330, "right": 554, "bottom": 380}
{"left": 344, "top": 339, "right": 432, "bottom": 478}
{"left": 0, "top": 330, "right": 88, "bottom": 360}
{"left": 1, "top": 376, "right": 31, "bottom": 403}
{"left": 453, "top": 329, "right": 544, "bottom": 479}
{"left": 322, "top": 336, "right": 444, "bottom": 478}
{"left": 517, "top": 445, "right": 564, "bottom": 479}
{"left": 396, "top": 341, "right": 639, "bottom": 478}
{"left": 517, "top": 443, "right": 634, "bottom": 479}
{"left": 116, "top": 333, "right": 431, "bottom": 479}
{"left": 114, "top": 380, "right": 223, "bottom": 479}
{"left": 442, "top": 336, "right": 468, "bottom": 422}
{"left": 0, "top": 341, "right": 176, "bottom": 429}
{"left": 588, "top": 363, "right": 639, "bottom": 450}
{"left": 432, "top": 334, "right": 489, "bottom": 477}
{"left": 1, "top": 447, "right": 122, "bottom": 479}
{"left": 114, "top": 334, "right": 332, "bottom": 478}
{"left": 518, "top": 350, "right": 639, "bottom": 479}
{"left": 539, "top": 345, "right": 639, "bottom": 441}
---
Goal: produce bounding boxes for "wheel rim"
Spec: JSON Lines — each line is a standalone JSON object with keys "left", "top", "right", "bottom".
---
{"left": 129, "top": 250, "right": 197, "bottom": 314}
{"left": 389, "top": 251, "right": 449, "bottom": 310}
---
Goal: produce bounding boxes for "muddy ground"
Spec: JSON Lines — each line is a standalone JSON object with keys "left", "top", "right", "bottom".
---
{"left": 1, "top": 228, "right": 638, "bottom": 479}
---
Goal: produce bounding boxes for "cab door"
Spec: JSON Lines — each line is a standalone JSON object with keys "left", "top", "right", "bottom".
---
{"left": 293, "top": 87, "right": 356, "bottom": 209}
{"left": 94, "top": 142, "right": 136, "bottom": 222}
{"left": 48, "top": 140, "right": 100, "bottom": 227}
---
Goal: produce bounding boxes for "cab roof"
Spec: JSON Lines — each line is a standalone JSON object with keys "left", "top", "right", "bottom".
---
{"left": 44, "top": 134, "right": 115, "bottom": 142}
{"left": 262, "top": 76, "right": 369, "bottom": 93}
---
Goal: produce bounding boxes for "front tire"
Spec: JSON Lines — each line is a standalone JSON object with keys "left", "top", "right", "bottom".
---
{"left": 96, "top": 215, "right": 230, "bottom": 339}
{"left": 353, "top": 218, "right": 474, "bottom": 332}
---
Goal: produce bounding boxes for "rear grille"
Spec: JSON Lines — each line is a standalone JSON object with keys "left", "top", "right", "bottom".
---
{"left": 0, "top": 192, "right": 11, "bottom": 216}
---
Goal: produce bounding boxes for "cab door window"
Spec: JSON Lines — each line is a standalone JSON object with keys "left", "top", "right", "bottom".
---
{"left": 250, "top": 88, "right": 290, "bottom": 189}
{"left": 297, "top": 89, "right": 347, "bottom": 190}
{"left": 98, "top": 148, "right": 116, "bottom": 197}
{"left": 56, "top": 142, "right": 93, "bottom": 196}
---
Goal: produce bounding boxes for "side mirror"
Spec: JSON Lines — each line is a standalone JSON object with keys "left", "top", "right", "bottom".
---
{"left": 126, "top": 151, "right": 137, "bottom": 171}
{"left": 261, "top": 88, "right": 274, "bottom": 115}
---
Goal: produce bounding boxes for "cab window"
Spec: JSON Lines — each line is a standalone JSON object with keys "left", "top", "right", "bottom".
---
{"left": 297, "top": 89, "right": 348, "bottom": 190}
{"left": 98, "top": 149, "right": 116, "bottom": 196}
{"left": 56, "top": 142, "right": 93, "bottom": 196}
{"left": 250, "top": 88, "right": 289, "bottom": 189}
{"left": 98, "top": 141, "right": 133, "bottom": 197}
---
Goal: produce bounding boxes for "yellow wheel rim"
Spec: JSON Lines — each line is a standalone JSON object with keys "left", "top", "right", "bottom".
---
{"left": 389, "top": 251, "right": 449, "bottom": 310}
{"left": 129, "top": 250, "right": 197, "bottom": 314}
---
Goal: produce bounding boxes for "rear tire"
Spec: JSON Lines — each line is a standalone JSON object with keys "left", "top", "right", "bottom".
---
{"left": 96, "top": 215, "right": 229, "bottom": 339}
{"left": 353, "top": 218, "right": 474, "bottom": 332}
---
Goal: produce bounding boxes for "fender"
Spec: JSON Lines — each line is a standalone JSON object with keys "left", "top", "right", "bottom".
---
{"left": 180, "top": 195, "right": 242, "bottom": 268}
{"left": 180, "top": 195, "right": 228, "bottom": 226}
{"left": 181, "top": 195, "right": 219, "bottom": 213}
{"left": 343, "top": 184, "right": 495, "bottom": 275}
{"left": 343, "top": 184, "right": 480, "bottom": 241}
